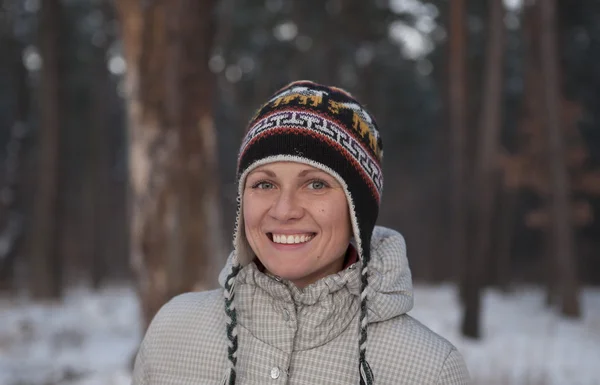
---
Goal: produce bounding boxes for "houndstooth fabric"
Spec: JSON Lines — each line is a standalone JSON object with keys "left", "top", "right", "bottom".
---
{"left": 132, "top": 226, "right": 471, "bottom": 385}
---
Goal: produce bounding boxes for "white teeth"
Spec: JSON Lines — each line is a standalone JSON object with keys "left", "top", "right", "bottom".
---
{"left": 271, "top": 233, "right": 314, "bottom": 244}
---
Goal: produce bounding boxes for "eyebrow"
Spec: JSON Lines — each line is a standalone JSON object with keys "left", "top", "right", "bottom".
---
{"left": 252, "top": 169, "right": 276, "bottom": 177}
{"left": 252, "top": 168, "right": 325, "bottom": 178}
{"left": 298, "top": 169, "right": 323, "bottom": 177}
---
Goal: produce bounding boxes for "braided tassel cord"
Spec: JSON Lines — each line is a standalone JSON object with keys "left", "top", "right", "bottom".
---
{"left": 360, "top": 359, "right": 374, "bottom": 385}
{"left": 222, "top": 368, "right": 236, "bottom": 385}
{"left": 223, "top": 263, "right": 243, "bottom": 385}
{"left": 359, "top": 260, "right": 374, "bottom": 385}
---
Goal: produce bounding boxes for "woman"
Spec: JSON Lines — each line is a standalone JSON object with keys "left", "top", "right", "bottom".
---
{"left": 132, "top": 81, "right": 471, "bottom": 385}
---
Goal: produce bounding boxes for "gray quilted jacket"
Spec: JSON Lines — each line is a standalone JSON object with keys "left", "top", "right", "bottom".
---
{"left": 132, "top": 226, "right": 470, "bottom": 384}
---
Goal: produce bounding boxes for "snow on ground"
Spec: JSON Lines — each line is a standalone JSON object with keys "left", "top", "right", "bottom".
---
{"left": 411, "top": 285, "right": 600, "bottom": 385}
{"left": 0, "top": 286, "right": 139, "bottom": 385}
{"left": 0, "top": 284, "right": 599, "bottom": 385}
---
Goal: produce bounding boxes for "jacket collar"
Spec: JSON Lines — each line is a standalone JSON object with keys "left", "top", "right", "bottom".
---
{"left": 235, "top": 260, "right": 361, "bottom": 350}
{"left": 218, "top": 226, "right": 414, "bottom": 349}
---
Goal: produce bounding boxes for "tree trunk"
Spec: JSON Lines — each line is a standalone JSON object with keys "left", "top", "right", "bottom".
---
{"left": 116, "top": 0, "right": 224, "bottom": 330}
{"left": 86, "top": 18, "right": 112, "bottom": 290}
{"left": 538, "top": 0, "right": 581, "bottom": 318}
{"left": 29, "top": 0, "right": 64, "bottom": 299}
{"left": 493, "top": 181, "right": 517, "bottom": 292}
{"left": 521, "top": 1, "right": 555, "bottom": 303}
{"left": 86, "top": 48, "right": 111, "bottom": 289}
{"left": 448, "top": 0, "right": 469, "bottom": 290}
{"left": 0, "top": 7, "right": 29, "bottom": 292}
{"left": 462, "top": 0, "right": 505, "bottom": 339}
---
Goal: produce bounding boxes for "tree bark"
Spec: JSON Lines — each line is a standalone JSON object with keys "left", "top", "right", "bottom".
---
{"left": 116, "top": 0, "right": 224, "bottom": 330}
{"left": 86, "top": 5, "right": 112, "bottom": 289}
{"left": 462, "top": 0, "right": 505, "bottom": 339}
{"left": 538, "top": 0, "right": 581, "bottom": 317}
{"left": 520, "top": 0, "right": 557, "bottom": 304}
{"left": 493, "top": 180, "right": 517, "bottom": 291}
{"left": 448, "top": 0, "right": 469, "bottom": 290}
{"left": 29, "top": 0, "right": 64, "bottom": 299}
{"left": 0, "top": 6, "right": 29, "bottom": 292}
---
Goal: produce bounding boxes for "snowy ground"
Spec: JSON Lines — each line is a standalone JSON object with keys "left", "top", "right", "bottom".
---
{"left": 1, "top": 284, "right": 599, "bottom": 385}
{"left": 0, "top": 286, "right": 138, "bottom": 385}
{"left": 410, "top": 285, "right": 600, "bottom": 385}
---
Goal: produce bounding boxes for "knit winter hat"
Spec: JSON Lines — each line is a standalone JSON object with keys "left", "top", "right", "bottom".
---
{"left": 223, "top": 80, "right": 383, "bottom": 385}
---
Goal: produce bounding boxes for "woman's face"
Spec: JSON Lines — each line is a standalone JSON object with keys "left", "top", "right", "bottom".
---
{"left": 243, "top": 162, "right": 352, "bottom": 288}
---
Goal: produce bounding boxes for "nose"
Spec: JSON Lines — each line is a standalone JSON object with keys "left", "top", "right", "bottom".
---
{"left": 269, "top": 189, "right": 303, "bottom": 222}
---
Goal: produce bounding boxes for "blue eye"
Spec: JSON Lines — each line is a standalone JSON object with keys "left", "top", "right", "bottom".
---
{"left": 252, "top": 181, "right": 275, "bottom": 189}
{"left": 308, "top": 180, "right": 327, "bottom": 190}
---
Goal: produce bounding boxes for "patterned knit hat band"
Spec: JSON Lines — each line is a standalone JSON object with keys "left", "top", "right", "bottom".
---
{"left": 239, "top": 108, "right": 383, "bottom": 201}
{"left": 238, "top": 81, "right": 383, "bottom": 202}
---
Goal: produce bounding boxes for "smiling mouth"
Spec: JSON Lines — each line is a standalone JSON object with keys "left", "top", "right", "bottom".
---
{"left": 267, "top": 233, "right": 316, "bottom": 245}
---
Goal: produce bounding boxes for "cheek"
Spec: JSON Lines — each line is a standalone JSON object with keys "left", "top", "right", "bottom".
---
{"left": 242, "top": 192, "right": 273, "bottom": 235}
{"left": 315, "top": 200, "right": 350, "bottom": 232}
{"left": 242, "top": 194, "right": 259, "bottom": 230}
{"left": 242, "top": 195, "right": 263, "bottom": 254}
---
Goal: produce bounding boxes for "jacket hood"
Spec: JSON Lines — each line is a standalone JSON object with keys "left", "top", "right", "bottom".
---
{"left": 219, "top": 225, "right": 414, "bottom": 323}
{"left": 359, "top": 226, "right": 414, "bottom": 321}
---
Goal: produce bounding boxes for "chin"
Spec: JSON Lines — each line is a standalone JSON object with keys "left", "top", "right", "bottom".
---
{"left": 264, "top": 260, "right": 311, "bottom": 281}
{"left": 269, "top": 265, "right": 307, "bottom": 280}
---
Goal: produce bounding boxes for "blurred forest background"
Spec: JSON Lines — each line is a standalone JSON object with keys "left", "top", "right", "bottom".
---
{"left": 1, "top": 0, "right": 600, "bottom": 383}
